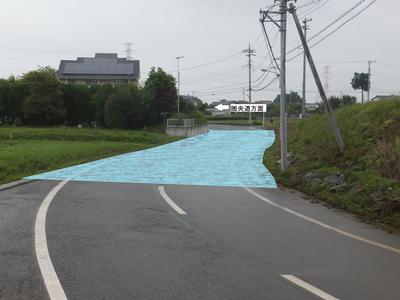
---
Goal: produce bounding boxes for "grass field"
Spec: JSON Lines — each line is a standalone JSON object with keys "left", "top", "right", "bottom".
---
{"left": 0, "top": 127, "right": 180, "bottom": 185}
{"left": 264, "top": 98, "right": 400, "bottom": 228}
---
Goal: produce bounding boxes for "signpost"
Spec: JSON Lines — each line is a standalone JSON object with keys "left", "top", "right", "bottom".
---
{"left": 215, "top": 104, "right": 267, "bottom": 127}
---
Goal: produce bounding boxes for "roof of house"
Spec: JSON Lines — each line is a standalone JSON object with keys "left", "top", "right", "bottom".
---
{"left": 57, "top": 53, "right": 140, "bottom": 80}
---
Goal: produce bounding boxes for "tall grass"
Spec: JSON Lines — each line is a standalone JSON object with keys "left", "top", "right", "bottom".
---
{"left": 264, "top": 97, "right": 400, "bottom": 227}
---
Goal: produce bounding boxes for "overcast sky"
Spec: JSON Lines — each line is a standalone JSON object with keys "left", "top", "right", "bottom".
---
{"left": 0, "top": 0, "right": 398, "bottom": 103}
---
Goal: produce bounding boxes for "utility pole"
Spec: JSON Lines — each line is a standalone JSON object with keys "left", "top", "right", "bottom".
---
{"left": 260, "top": 0, "right": 293, "bottom": 171}
{"left": 243, "top": 44, "right": 256, "bottom": 125}
{"left": 176, "top": 56, "right": 184, "bottom": 114}
{"left": 367, "top": 60, "right": 376, "bottom": 102}
{"left": 289, "top": 4, "right": 345, "bottom": 152}
{"left": 279, "top": 0, "right": 288, "bottom": 171}
{"left": 302, "top": 18, "right": 312, "bottom": 118}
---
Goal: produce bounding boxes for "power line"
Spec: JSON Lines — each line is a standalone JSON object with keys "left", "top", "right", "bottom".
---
{"left": 287, "top": 0, "right": 370, "bottom": 57}
{"left": 298, "top": 0, "right": 330, "bottom": 18}
{"left": 307, "top": 0, "right": 376, "bottom": 48}
{"left": 260, "top": 8, "right": 281, "bottom": 72}
{"left": 287, "top": 0, "right": 377, "bottom": 61}
{"left": 252, "top": 76, "right": 279, "bottom": 92}
{"left": 296, "top": 0, "right": 323, "bottom": 9}
{"left": 308, "top": 0, "right": 367, "bottom": 42}
{"left": 172, "top": 52, "right": 243, "bottom": 72}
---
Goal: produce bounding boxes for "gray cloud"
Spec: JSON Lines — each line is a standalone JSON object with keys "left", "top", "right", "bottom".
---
{"left": 0, "top": 0, "right": 398, "bottom": 103}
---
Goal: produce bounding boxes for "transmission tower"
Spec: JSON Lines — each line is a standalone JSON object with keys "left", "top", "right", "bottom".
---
{"left": 243, "top": 44, "right": 256, "bottom": 125}
{"left": 125, "top": 42, "right": 134, "bottom": 60}
{"left": 323, "top": 65, "right": 331, "bottom": 94}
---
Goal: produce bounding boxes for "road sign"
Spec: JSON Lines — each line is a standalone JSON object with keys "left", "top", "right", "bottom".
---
{"left": 215, "top": 104, "right": 230, "bottom": 111}
{"left": 230, "top": 104, "right": 267, "bottom": 113}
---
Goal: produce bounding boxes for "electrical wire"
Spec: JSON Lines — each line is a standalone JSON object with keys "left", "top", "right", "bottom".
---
{"left": 308, "top": 0, "right": 366, "bottom": 42}
{"left": 252, "top": 76, "right": 279, "bottom": 92}
{"left": 287, "top": 0, "right": 376, "bottom": 61}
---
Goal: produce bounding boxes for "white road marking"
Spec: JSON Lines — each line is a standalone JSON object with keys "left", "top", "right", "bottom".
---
{"left": 244, "top": 188, "right": 400, "bottom": 255}
{"left": 281, "top": 275, "right": 339, "bottom": 300}
{"left": 158, "top": 186, "right": 187, "bottom": 215}
{"left": 35, "top": 180, "right": 69, "bottom": 300}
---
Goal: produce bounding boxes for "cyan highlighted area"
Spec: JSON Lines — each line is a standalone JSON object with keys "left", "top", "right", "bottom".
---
{"left": 26, "top": 130, "right": 277, "bottom": 188}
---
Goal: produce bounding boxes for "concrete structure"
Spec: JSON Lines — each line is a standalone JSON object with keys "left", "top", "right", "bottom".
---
{"left": 57, "top": 53, "right": 140, "bottom": 86}
{"left": 166, "top": 119, "right": 208, "bottom": 137}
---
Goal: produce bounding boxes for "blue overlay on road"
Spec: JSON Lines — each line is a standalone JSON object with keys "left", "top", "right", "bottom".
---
{"left": 25, "top": 130, "right": 277, "bottom": 188}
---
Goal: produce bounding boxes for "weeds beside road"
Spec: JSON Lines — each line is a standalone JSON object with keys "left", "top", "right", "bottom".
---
{"left": 264, "top": 98, "right": 400, "bottom": 228}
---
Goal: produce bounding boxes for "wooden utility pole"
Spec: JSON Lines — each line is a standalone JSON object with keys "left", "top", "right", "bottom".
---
{"left": 289, "top": 4, "right": 345, "bottom": 152}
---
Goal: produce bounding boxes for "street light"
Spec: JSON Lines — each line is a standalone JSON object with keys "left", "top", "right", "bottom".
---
{"left": 176, "top": 56, "right": 184, "bottom": 114}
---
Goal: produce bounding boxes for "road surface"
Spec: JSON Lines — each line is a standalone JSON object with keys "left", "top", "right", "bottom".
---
{"left": 1, "top": 125, "right": 400, "bottom": 299}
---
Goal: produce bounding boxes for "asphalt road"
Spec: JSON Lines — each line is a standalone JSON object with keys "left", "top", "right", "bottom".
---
{"left": 1, "top": 125, "right": 400, "bottom": 299}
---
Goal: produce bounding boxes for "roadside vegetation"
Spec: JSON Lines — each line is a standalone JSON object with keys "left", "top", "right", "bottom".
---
{"left": 0, "top": 66, "right": 207, "bottom": 129}
{"left": 0, "top": 127, "right": 180, "bottom": 185}
{"left": 264, "top": 97, "right": 400, "bottom": 228}
{"left": 0, "top": 66, "right": 207, "bottom": 185}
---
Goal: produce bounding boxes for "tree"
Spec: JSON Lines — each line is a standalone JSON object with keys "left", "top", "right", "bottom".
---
{"left": 91, "top": 84, "right": 114, "bottom": 127}
{"left": 0, "top": 77, "right": 31, "bottom": 124}
{"left": 328, "top": 95, "right": 356, "bottom": 110}
{"left": 271, "top": 91, "right": 302, "bottom": 116}
{"left": 104, "top": 84, "right": 144, "bottom": 129}
{"left": 351, "top": 72, "right": 369, "bottom": 104}
{"left": 342, "top": 94, "right": 357, "bottom": 106}
{"left": 143, "top": 67, "right": 177, "bottom": 124}
{"left": 21, "top": 67, "right": 66, "bottom": 125}
{"left": 62, "top": 84, "right": 93, "bottom": 126}
{"left": 0, "top": 80, "right": 9, "bottom": 124}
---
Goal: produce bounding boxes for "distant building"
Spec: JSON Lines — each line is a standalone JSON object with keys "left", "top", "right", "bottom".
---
{"left": 57, "top": 53, "right": 140, "bottom": 86}
{"left": 180, "top": 95, "right": 204, "bottom": 107}
{"left": 370, "top": 95, "right": 397, "bottom": 102}
{"left": 205, "top": 108, "right": 230, "bottom": 117}
{"left": 254, "top": 100, "right": 273, "bottom": 105}
{"left": 305, "top": 103, "right": 319, "bottom": 112}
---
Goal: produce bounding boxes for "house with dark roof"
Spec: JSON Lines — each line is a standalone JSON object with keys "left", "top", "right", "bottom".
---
{"left": 57, "top": 53, "right": 140, "bottom": 86}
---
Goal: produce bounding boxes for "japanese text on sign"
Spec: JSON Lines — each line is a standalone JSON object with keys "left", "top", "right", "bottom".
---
{"left": 230, "top": 104, "right": 267, "bottom": 113}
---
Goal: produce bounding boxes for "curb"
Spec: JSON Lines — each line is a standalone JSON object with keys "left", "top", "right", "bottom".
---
{"left": 0, "top": 179, "right": 33, "bottom": 192}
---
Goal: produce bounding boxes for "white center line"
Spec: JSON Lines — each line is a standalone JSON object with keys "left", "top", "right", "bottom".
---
{"left": 244, "top": 188, "right": 400, "bottom": 255}
{"left": 35, "top": 180, "right": 69, "bottom": 300}
{"left": 282, "top": 275, "right": 339, "bottom": 300}
{"left": 158, "top": 186, "right": 187, "bottom": 215}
